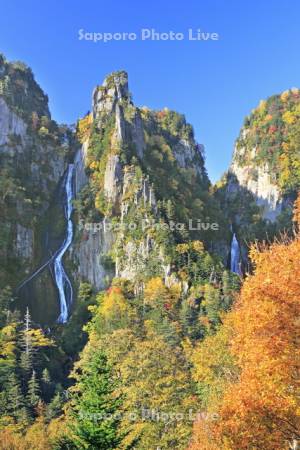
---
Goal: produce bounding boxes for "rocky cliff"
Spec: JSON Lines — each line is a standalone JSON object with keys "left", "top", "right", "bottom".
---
{"left": 71, "top": 71, "right": 222, "bottom": 291}
{"left": 231, "top": 147, "right": 283, "bottom": 222}
{"left": 228, "top": 89, "right": 300, "bottom": 222}
{"left": 0, "top": 59, "right": 226, "bottom": 323}
{"left": 4, "top": 56, "right": 297, "bottom": 323}
{"left": 213, "top": 89, "right": 300, "bottom": 272}
{"left": 0, "top": 55, "right": 72, "bottom": 309}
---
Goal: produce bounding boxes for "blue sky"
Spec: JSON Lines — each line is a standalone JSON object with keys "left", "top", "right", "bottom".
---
{"left": 1, "top": 0, "right": 300, "bottom": 181}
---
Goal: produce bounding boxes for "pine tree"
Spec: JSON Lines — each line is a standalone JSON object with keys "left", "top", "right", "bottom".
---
{"left": 221, "top": 270, "right": 240, "bottom": 311}
{"left": 51, "top": 435, "right": 77, "bottom": 450}
{"left": 42, "top": 368, "right": 51, "bottom": 384}
{"left": 27, "top": 370, "right": 40, "bottom": 408}
{"left": 221, "top": 270, "right": 233, "bottom": 311}
{"left": 69, "top": 351, "right": 123, "bottom": 449}
{"left": 151, "top": 311, "right": 180, "bottom": 347}
{"left": 41, "top": 368, "right": 54, "bottom": 401}
{"left": 45, "top": 392, "right": 63, "bottom": 421}
{"left": 180, "top": 298, "right": 203, "bottom": 341}
{"left": 19, "top": 309, "right": 54, "bottom": 378}
{"left": 20, "top": 308, "right": 33, "bottom": 375}
{"left": 6, "top": 372, "right": 27, "bottom": 421}
{"left": 203, "top": 284, "right": 221, "bottom": 328}
{"left": 0, "top": 286, "right": 13, "bottom": 326}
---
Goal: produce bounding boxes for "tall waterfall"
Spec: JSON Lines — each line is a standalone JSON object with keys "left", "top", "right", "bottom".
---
{"left": 230, "top": 233, "right": 241, "bottom": 275}
{"left": 54, "top": 164, "right": 74, "bottom": 323}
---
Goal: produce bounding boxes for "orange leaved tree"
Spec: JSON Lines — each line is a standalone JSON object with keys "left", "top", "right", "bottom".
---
{"left": 190, "top": 198, "right": 300, "bottom": 450}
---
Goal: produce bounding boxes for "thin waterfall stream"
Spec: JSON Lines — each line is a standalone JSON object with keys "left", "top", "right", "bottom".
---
{"left": 230, "top": 232, "right": 241, "bottom": 275}
{"left": 16, "top": 164, "right": 75, "bottom": 323}
{"left": 54, "top": 164, "right": 74, "bottom": 323}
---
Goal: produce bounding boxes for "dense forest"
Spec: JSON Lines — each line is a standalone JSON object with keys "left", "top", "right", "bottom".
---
{"left": 0, "top": 55, "right": 299, "bottom": 449}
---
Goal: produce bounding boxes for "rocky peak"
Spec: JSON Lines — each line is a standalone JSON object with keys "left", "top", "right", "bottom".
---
{"left": 92, "top": 70, "right": 131, "bottom": 118}
{"left": 0, "top": 54, "right": 50, "bottom": 121}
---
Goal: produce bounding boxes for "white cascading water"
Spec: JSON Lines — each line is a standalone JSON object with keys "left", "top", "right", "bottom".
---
{"left": 54, "top": 164, "right": 74, "bottom": 323}
{"left": 230, "top": 232, "right": 241, "bottom": 275}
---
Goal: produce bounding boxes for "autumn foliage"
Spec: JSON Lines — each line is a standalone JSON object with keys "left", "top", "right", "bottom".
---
{"left": 190, "top": 223, "right": 300, "bottom": 449}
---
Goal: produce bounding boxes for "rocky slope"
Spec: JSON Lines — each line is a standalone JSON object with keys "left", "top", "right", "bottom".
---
{"left": 228, "top": 89, "right": 300, "bottom": 222}
{"left": 0, "top": 57, "right": 228, "bottom": 324}
{"left": 71, "top": 71, "right": 225, "bottom": 292}
{"left": 3, "top": 55, "right": 298, "bottom": 323}
{"left": 214, "top": 89, "right": 300, "bottom": 271}
{"left": 0, "top": 55, "right": 74, "bottom": 320}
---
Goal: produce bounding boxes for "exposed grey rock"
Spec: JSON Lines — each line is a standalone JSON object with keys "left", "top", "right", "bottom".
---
{"left": 173, "top": 139, "right": 194, "bottom": 167}
{"left": 93, "top": 71, "right": 129, "bottom": 118}
{"left": 115, "top": 103, "right": 126, "bottom": 143}
{"left": 173, "top": 139, "right": 204, "bottom": 176}
{"left": 0, "top": 97, "right": 27, "bottom": 147}
{"left": 73, "top": 219, "right": 115, "bottom": 290}
{"left": 15, "top": 224, "right": 33, "bottom": 259}
{"left": 49, "top": 149, "right": 66, "bottom": 184}
{"left": 74, "top": 142, "right": 89, "bottom": 195}
{"left": 0, "top": 98, "right": 65, "bottom": 190}
{"left": 231, "top": 145, "right": 283, "bottom": 221}
{"left": 104, "top": 154, "right": 123, "bottom": 205}
{"left": 0, "top": 97, "right": 67, "bottom": 283}
{"left": 131, "top": 109, "right": 145, "bottom": 159}
{"left": 117, "top": 237, "right": 160, "bottom": 280}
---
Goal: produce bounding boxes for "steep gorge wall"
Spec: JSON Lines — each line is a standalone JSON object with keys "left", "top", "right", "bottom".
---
{"left": 228, "top": 89, "right": 300, "bottom": 223}
{"left": 214, "top": 89, "right": 300, "bottom": 272}
{"left": 0, "top": 55, "right": 73, "bottom": 322}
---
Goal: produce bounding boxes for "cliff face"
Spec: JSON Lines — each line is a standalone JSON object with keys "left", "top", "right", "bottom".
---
{"left": 228, "top": 89, "right": 300, "bottom": 223}
{"left": 72, "top": 71, "right": 218, "bottom": 290}
{"left": 0, "top": 61, "right": 222, "bottom": 320}
{"left": 0, "top": 55, "right": 70, "bottom": 291}
{"left": 213, "top": 89, "right": 300, "bottom": 272}
{"left": 5, "top": 56, "right": 298, "bottom": 325}
{"left": 231, "top": 145, "right": 283, "bottom": 222}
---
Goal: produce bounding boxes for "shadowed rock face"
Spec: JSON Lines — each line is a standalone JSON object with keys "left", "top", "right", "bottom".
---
{"left": 15, "top": 224, "right": 34, "bottom": 260}
{"left": 230, "top": 129, "right": 284, "bottom": 222}
{"left": 228, "top": 90, "right": 300, "bottom": 223}
{"left": 230, "top": 160, "right": 283, "bottom": 222}
{"left": 74, "top": 141, "right": 89, "bottom": 195}
{"left": 0, "top": 95, "right": 67, "bottom": 280}
{"left": 0, "top": 56, "right": 74, "bottom": 323}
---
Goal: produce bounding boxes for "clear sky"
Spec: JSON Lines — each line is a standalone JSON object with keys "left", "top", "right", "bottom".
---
{"left": 1, "top": 0, "right": 300, "bottom": 181}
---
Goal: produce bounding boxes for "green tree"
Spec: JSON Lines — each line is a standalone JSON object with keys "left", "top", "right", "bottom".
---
{"left": 69, "top": 351, "right": 123, "bottom": 450}
{"left": 45, "top": 392, "right": 63, "bottom": 421}
{"left": 203, "top": 284, "right": 222, "bottom": 330}
{"left": 27, "top": 370, "right": 40, "bottom": 408}
{"left": 221, "top": 270, "right": 240, "bottom": 311}
{"left": 107, "top": 324, "right": 196, "bottom": 450}
{"left": 6, "top": 372, "right": 27, "bottom": 421}
{"left": 0, "top": 286, "right": 13, "bottom": 326}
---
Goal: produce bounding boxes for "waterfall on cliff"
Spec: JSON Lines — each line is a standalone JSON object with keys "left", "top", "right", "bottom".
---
{"left": 54, "top": 164, "right": 74, "bottom": 323}
{"left": 16, "top": 164, "right": 75, "bottom": 323}
{"left": 230, "top": 233, "right": 241, "bottom": 275}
